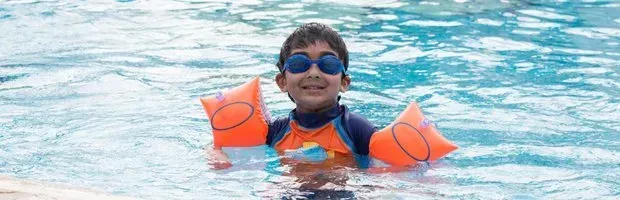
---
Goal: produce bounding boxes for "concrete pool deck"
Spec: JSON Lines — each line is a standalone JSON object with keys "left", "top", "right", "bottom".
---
{"left": 0, "top": 176, "right": 139, "bottom": 200}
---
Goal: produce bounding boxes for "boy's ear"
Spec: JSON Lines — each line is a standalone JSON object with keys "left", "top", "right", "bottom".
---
{"left": 275, "top": 73, "right": 288, "bottom": 92}
{"left": 340, "top": 75, "right": 351, "bottom": 92}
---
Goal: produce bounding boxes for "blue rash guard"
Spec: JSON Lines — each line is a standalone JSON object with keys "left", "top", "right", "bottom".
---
{"left": 265, "top": 104, "right": 377, "bottom": 155}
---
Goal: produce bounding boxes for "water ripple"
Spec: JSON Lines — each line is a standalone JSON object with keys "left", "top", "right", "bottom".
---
{"left": 401, "top": 19, "right": 463, "bottom": 27}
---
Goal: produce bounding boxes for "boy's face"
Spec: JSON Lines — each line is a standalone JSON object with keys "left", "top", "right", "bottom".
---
{"left": 276, "top": 41, "right": 350, "bottom": 113}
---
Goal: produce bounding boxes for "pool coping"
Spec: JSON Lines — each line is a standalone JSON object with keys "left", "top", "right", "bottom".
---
{"left": 0, "top": 175, "right": 140, "bottom": 200}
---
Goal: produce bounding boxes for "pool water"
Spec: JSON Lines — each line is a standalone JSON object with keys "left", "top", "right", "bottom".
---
{"left": 1, "top": 0, "right": 619, "bottom": 199}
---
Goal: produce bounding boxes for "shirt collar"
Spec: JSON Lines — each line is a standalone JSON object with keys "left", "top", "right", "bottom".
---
{"left": 292, "top": 103, "right": 341, "bottom": 129}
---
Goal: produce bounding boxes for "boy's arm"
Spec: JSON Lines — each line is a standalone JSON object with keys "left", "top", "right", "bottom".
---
{"left": 200, "top": 77, "right": 270, "bottom": 148}
{"left": 368, "top": 103, "right": 458, "bottom": 166}
{"left": 347, "top": 104, "right": 458, "bottom": 169}
{"left": 265, "top": 117, "right": 290, "bottom": 146}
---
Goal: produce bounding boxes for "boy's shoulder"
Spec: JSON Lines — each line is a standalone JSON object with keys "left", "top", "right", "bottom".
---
{"left": 341, "top": 105, "right": 374, "bottom": 126}
{"left": 340, "top": 105, "right": 377, "bottom": 155}
{"left": 270, "top": 116, "right": 291, "bottom": 127}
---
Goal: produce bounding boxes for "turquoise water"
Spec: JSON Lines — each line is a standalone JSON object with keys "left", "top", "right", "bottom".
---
{"left": 1, "top": 0, "right": 619, "bottom": 199}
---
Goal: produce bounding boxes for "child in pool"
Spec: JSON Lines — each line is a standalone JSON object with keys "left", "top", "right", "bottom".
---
{"left": 210, "top": 22, "right": 376, "bottom": 166}
{"left": 206, "top": 23, "right": 458, "bottom": 195}
{"left": 209, "top": 23, "right": 377, "bottom": 192}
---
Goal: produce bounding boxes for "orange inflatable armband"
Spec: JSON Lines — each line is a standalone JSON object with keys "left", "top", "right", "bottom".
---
{"left": 200, "top": 77, "right": 270, "bottom": 148}
{"left": 369, "top": 103, "right": 458, "bottom": 166}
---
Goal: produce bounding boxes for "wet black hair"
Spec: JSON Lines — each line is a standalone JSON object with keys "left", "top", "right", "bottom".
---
{"left": 276, "top": 22, "right": 349, "bottom": 73}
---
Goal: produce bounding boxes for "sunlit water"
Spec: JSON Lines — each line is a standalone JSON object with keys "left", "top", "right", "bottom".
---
{"left": 1, "top": 0, "right": 619, "bottom": 199}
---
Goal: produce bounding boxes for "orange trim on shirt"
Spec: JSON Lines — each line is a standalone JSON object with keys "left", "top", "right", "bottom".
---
{"left": 274, "top": 121, "right": 351, "bottom": 155}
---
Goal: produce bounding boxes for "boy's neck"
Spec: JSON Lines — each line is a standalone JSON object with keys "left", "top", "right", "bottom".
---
{"left": 293, "top": 103, "right": 341, "bottom": 129}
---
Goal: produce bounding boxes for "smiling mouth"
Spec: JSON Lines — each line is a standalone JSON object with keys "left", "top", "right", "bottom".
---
{"left": 302, "top": 86, "right": 326, "bottom": 90}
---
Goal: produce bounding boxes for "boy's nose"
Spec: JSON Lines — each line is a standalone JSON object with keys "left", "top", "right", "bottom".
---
{"left": 306, "top": 64, "right": 321, "bottom": 78}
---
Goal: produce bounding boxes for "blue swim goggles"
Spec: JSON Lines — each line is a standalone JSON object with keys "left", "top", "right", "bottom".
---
{"left": 283, "top": 54, "right": 345, "bottom": 75}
